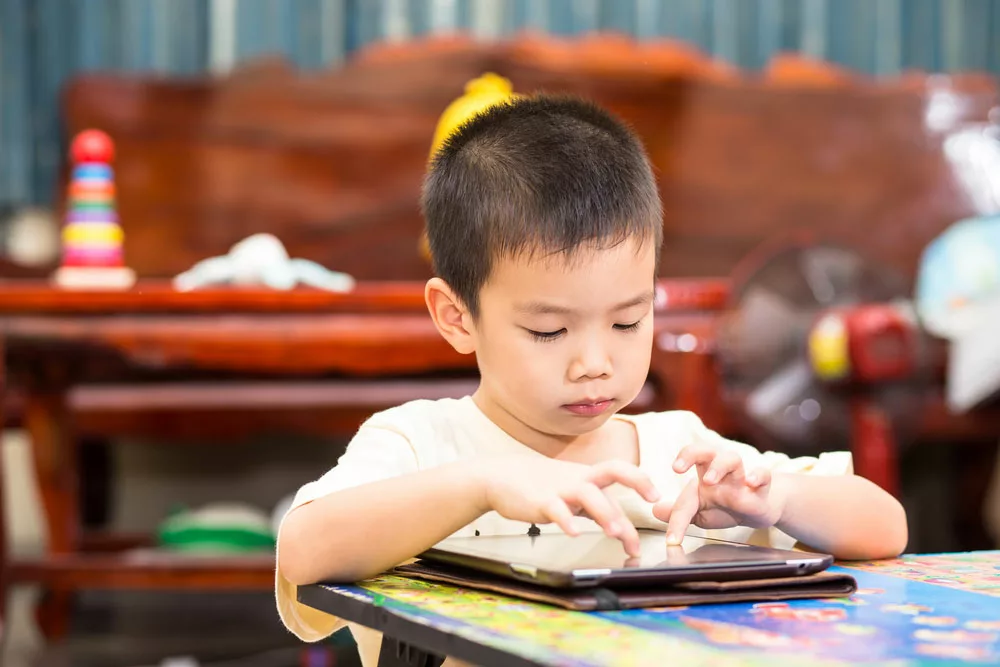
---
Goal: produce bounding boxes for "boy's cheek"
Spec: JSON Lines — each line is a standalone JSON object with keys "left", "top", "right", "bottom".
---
{"left": 482, "top": 339, "right": 551, "bottom": 388}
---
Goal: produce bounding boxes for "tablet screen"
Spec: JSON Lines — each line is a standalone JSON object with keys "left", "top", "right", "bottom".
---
{"left": 428, "top": 530, "right": 809, "bottom": 572}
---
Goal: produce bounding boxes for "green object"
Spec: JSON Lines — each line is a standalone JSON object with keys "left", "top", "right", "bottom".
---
{"left": 157, "top": 503, "right": 276, "bottom": 553}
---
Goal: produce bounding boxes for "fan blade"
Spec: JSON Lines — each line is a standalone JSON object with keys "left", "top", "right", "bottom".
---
{"left": 744, "top": 360, "right": 824, "bottom": 442}
{"left": 798, "top": 244, "right": 909, "bottom": 305}
{"left": 723, "top": 285, "right": 807, "bottom": 367}
{"left": 745, "top": 360, "right": 812, "bottom": 421}
{"left": 719, "top": 286, "right": 812, "bottom": 384}
{"left": 798, "top": 246, "right": 865, "bottom": 306}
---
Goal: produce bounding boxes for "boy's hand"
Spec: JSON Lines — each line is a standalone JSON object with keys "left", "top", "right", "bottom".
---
{"left": 651, "top": 443, "right": 785, "bottom": 545}
{"left": 477, "top": 457, "right": 661, "bottom": 557}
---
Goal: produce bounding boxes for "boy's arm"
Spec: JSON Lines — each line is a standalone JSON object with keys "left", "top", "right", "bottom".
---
{"left": 656, "top": 448, "right": 907, "bottom": 560}
{"left": 771, "top": 472, "right": 908, "bottom": 560}
{"left": 278, "top": 456, "right": 661, "bottom": 585}
{"left": 278, "top": 459, "right": 486, "bottom": 585}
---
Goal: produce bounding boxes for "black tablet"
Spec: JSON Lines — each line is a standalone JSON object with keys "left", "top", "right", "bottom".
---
{"left": 419, "top": 529, "right": 833, "bottom": 589}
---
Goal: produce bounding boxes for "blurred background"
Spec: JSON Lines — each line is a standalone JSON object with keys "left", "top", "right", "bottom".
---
{"left": 6, "top": 0, "right": 1000, "bottom": 215}
{"left": 2, "top": 1, "right": 1000, "bottom": 666}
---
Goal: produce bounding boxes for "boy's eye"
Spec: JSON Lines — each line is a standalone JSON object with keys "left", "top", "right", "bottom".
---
{"left": 526, "top": 328, "right": 565, "bottom": 342}
{"left": 614, "top": 321, "right": 642, "bottom": 333}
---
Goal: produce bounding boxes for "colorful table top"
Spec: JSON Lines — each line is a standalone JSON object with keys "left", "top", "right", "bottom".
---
{"left": 304, "top": 551, "right": 1000, "bottom": 666}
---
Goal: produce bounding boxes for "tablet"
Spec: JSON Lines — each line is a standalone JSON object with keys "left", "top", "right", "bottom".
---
{"left": 419, "top": 529, "right": 833, "bottom": 589}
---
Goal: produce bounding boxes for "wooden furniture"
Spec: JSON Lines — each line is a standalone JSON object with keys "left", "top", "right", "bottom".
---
{"left": 0, "top": 277, "right": 733, "bottom": 637}
{"left": 3, "top": 279, "right": 1000, "bottom": 637}
{"left": 300, "top": 550, "right": 1000, "bottom": 666}
{"left": 58, "top": 34, "right": 1000, "bottom": 284}
{"left": 4, "top": 31, "right": 1000, "bottom": 639}
{"left": 44, "top": 33, "right": 1000, "bottom": 457}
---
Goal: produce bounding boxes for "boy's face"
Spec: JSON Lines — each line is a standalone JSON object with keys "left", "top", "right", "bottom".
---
{"left": 466, "top": 239, "right": 656, "bottom": 445}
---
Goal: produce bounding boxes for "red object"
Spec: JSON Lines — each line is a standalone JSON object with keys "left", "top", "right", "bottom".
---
{"left": 844, "top": 304, "right": 916, "bottom": 382}
{"left": 69, "top": 181, "right": 115, "bottom": 198}
{"left": 61, "top": 250, "right": 124, "bottom": 268}
{"left": 850, "top": 400, "right": 900, "bottom": 497}
{"left": 70, "top": 129, "right": 114, "bottom": 164}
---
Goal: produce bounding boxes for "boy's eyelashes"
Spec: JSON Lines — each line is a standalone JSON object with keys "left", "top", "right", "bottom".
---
{"left": 523, "top": 320, "right": 643, "bottom": 342}
{"left": 613, "top": 321, "right": 642, "bottom": 333}
{"left": 525, "top": 327, "right": 566, "bottom": 342}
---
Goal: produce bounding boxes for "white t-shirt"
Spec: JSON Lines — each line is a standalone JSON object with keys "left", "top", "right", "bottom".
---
{"left": 275, "top": 396, "right": 851, "bottom": 666}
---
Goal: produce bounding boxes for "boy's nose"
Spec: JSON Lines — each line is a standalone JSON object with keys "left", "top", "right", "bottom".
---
{"left": 568, "top": 340, "right": 613, "bottom": 381}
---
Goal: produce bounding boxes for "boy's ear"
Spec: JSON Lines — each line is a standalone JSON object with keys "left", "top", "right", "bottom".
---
{"left": 425, "top": 277, "right": 476, "bottom": 355}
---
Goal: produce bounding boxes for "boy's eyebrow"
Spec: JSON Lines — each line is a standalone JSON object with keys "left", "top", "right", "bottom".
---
{"left": 613, "top": 290, "right": 657, "bottom": 311}
{"left": 515, "top": 290, "right": 655, "bottom": 315}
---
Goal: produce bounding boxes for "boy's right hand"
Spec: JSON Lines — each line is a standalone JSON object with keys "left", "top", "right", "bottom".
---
{"left": 475, "top": 457, "right": 661, "bottom": 556}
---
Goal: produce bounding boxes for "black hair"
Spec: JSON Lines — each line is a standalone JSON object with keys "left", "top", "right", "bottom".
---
{"left": 422, "top": 95, "right": 662, "bottom": 315}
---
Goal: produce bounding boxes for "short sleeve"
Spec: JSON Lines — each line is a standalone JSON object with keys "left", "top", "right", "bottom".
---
{"left": 289, "top": 424, "right": 420, "bottom": 511}
{"left": 633, "top": 410, "right": 852, "bottom": 482}
{"left": 626, "top": 410, "right": 854, "bottom": 550}
{"left": 275, "top": 422, "right": 419, "bottom": 643}
{"left": 693, "top": 417, "right": 854, "bottom": 479}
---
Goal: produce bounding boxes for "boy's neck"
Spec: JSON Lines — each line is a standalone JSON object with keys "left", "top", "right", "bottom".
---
{"left": 471, "top": 388, "right": 636, "bottom": 463}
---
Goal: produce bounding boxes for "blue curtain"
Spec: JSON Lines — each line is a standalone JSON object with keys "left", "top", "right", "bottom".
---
{"left": 2, "top": 0, "right": 998, "bottom": 208}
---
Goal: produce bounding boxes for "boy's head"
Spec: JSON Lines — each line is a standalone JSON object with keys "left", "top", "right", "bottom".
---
{"left": 422, "top": 95, "right": 662, "bottom": 446}
{"left": 423, "top": 95, "right": 662, "bottom": 316}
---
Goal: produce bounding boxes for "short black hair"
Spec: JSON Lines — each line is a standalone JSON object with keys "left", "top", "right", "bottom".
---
{"left": 421, "top": 95, "right": 662, "bottom": 316}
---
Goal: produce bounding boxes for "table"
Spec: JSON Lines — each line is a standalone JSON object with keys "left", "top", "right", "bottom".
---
{"left": 299, "top": 551, "right": 1000, "bottom": 666}
{"left": 0, "top": 279, "right": 725, "bottom": 639}
{"left": 2, "top": 279, "right": 997, "bottom": 640}
{"left": 0, "top": 280, "right": 480, "bottom": 638}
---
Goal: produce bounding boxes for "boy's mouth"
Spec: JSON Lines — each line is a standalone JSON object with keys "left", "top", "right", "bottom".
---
{"left": 562, "top": 398, "right": 614, "bottom": 416}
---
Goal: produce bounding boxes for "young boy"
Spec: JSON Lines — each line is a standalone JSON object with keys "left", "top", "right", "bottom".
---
{"left": 275, "top": 95, "right": 908, "bottom": 662}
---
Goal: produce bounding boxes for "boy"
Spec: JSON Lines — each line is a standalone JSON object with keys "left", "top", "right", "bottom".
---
{"left": 275, "top": 96, "right": 908, "bottom": 663}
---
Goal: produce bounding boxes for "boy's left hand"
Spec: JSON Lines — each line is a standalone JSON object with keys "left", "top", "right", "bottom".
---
{"left": 651, "top": 443, "right": 785, "bottom": 545}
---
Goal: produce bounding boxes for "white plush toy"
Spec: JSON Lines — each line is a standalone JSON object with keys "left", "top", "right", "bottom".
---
{"left": 172, "top": 233, "right": 355, "bottom": 292}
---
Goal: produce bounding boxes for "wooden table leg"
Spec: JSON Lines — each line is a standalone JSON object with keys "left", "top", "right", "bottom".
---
{"left": 23, "top": 372, "right": 78, "bottom": 641}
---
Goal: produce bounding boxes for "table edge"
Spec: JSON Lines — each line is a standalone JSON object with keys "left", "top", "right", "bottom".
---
{"left": 298, "top": 583, "right": 546, "bottom": 667}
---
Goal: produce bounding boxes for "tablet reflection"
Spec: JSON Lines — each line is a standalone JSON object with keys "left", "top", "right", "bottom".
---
{"left": 431, "top": 529, "right": 809, "bottom": 572}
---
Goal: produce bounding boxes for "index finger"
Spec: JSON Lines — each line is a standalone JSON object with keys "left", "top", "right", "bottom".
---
{"left": 665, "top": 478, "right": 699, "bottom": 545}
{"left": 587, "top": 460, "right": 661, "bottom": 503}
{"left": 673, "top": 443, "right": 722, "bottom": 474}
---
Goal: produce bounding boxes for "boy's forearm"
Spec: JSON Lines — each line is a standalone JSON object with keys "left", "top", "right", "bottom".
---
{"left": 278, "top": 460, "right": 488, "bottom": 585}
{"left": 772, "top": 472, "right": 908, "bottom": 560}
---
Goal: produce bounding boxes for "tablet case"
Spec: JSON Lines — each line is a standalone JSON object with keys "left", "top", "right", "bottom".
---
{"left": 394, "top": 560, "right": 858, "bottom": 611}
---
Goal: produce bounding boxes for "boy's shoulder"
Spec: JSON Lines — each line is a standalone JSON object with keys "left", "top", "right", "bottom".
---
{"left": 357, "top": 396, "right": 500, "bottom": 464}
{"left": 362, "top": 395, "right": 476, "bottom": 433}
{"left": 625, "top": 409, "right": 712, "bottom": 435}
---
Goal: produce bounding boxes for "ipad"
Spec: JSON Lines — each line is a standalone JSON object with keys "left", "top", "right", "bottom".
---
{"left": 419, "top": 529, "right": 833, "bottom": 589}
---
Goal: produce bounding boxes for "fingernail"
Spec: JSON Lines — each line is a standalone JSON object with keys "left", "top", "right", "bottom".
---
{"left": 666, "top": 533, "right": 681, "bottom": 545}
{"left": 648, "top": 489, "right": 661, "bottom": 502}
{"left": 607, "top": 521, "right": 621, "bottom": 536}
{"left": 674, "top": 459, "right": 686, "bottom": 469}
{"left": 704, "top": 471, "right": 718, "bottom": 483}
{"left": 747, "top": 474, "right": 758, "bottom": 485}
